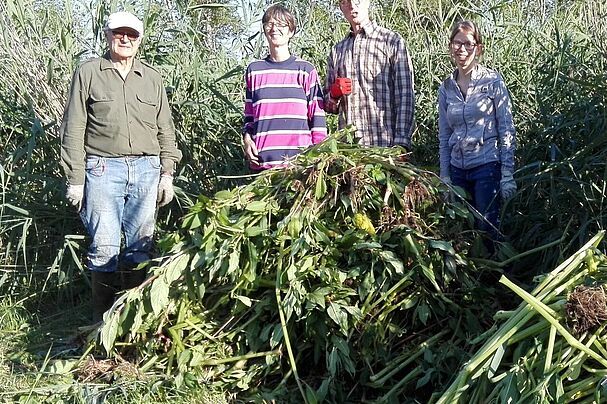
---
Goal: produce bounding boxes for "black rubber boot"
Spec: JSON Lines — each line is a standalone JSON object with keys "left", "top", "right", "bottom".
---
{"left": 91, "top": 271, "right": 118, "bottom": 323}
{"left": 121, "top": 268, "right": 147, "bottom": 291}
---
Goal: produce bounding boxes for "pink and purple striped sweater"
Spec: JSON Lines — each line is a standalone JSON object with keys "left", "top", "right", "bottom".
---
{"left": 243, "top": 55, "right": 327, "bottom": 170}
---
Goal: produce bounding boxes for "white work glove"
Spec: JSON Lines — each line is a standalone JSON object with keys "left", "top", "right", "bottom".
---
{"left": 66, "top": 184, "right": 84, "bottom": 211}
{"left": 500, "top": 169, "right": 517, "bottom": 200}
{"left": 157, "top": 174, "right": 174, "bottom": 207}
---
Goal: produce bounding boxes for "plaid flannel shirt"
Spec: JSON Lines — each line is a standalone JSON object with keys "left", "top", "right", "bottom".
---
{"left": 325, "top": 20, "right": 415, "bottom": 148}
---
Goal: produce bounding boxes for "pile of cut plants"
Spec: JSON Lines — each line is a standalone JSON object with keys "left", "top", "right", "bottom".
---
{"left": 437, "top": 232, "right": 607, "bottom": 404}
{"left": 93, "top": 134, "right": 501, "bottom": 402}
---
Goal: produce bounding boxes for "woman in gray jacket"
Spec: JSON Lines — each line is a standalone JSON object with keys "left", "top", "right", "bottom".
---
{"left": 438, "top": 20, "right": 516, "bottom": 241}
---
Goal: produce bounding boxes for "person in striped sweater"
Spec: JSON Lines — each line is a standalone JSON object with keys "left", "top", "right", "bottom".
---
{"left": 243, "top": 4, "right": 327, "bottom": 170}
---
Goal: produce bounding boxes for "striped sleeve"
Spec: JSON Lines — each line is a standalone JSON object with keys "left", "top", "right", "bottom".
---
{"left": 307, "top": 67, "right": 327, "bottom": 144}
{"left": 243, "top": 66, "right": 255, "bottom": 137}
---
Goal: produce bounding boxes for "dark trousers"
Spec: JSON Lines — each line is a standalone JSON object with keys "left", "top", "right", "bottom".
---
{"left": 451, "top": 162, "right": 501, "bottom": 240}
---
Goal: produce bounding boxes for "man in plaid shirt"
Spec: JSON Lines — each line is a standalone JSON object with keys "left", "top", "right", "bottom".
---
{"left": 325, "top": 0, "right": 415, "bottom": 150}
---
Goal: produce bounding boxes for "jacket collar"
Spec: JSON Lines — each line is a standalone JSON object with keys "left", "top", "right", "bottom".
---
{"left": 449, "top": 64, "right": 486, "bottom": 83}
{"left": 100, "top": 52, "right": 144, "bottom": 77}
{"left": 348, "top": 20, "right": 378, "bottom": 38}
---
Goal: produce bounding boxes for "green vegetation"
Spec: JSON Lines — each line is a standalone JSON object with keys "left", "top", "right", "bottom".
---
{"left": 1, "top": 0, "right": 607, "bottom": 402}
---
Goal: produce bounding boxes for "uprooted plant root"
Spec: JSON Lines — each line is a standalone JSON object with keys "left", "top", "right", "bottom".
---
{"left": 566, "top": 285, "right": 607, "bottom": 334}
{"left": 77, "top": 354, "right": 143, "bottom": 383}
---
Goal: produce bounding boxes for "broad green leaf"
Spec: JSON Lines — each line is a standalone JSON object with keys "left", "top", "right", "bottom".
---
{"left": 421, "top": 263, "right": 441, "bottom": 292}
{"left": 150, "top": 278, "right": 170, "bottom": 315}
{"left": 270, "top": 323, "right": 283, "bottom": 348}
{"left": 328, "top": 348, "right": 339, "bottom": 377}
{"left": 214, "top": 190, "right": 234, "bottom": 200}
{"left": 327, "top": 302, "right": 348, "bottom": 333}
{"left": 227, "top": 249, "right": 240, "bottom": 275}
{"left": 379, "top": 250, "right": 404, "bottom": 274}
{"left": 428, "top": 240, "right": 456, "bottom": 255}
{"left": 101, "top": 312, "right": 120, "bottom": 353}
{"left": 245, "top": 200, "right": 269, "bottom": 212}
{"left": 177, "top": 349, "right": 192, "bottom": 370}
{"left": 288, "top": 216, "right": 302, "bottom": 239}
{"left": 244, "top": 226, "right": 265, "bottom": 237}
{"left": 235, "top": 295, "right": 252, "bottom": 307}
{"left": 47, "top": 360, "right": 75, "bottom": 375}
{"left": 416, "top": 302, "right": 430, "bottom": 325}
{"left": 315, "top": 170, "right": 327, "bottom": 199}
{"left": 307, "top": 288, "right": 328, "bottom": 309}
{"left": 163, "top": 254, "right": 190, "bottom": 284}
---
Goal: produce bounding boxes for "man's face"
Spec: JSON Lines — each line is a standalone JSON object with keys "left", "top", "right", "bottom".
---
{"left": 106, "top": 27, "right": 142, "bottom": 60}
{"left": 339, "top": 0, "right": 370, "bottom": 27}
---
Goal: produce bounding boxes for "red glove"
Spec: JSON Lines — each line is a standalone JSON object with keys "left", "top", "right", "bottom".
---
{"left": 330, "top": 77, "right": 352, "bottom": 98}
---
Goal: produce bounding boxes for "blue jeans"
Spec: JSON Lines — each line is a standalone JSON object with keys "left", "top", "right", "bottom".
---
{"left": 450, "top": 162, "right": 501, "bottom": 238}
{"left": 79, "top": 156, "right": 160, "bottom": 272}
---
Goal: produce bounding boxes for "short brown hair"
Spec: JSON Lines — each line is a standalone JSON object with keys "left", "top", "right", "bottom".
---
{"left": 262, "top": 4, "right": 296, "bottom": 33}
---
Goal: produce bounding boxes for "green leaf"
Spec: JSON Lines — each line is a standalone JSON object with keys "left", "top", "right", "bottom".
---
{"left": 47, "top": 360, "right": 75, "bottom": 375}
{"left": 245, "top": 200, "right": 269, "bottom": 212}
{"left": 379, "top": 250, "right": 404, "bottom": 274}
{"left": 305, "top": 385, "right": 319, "bottom": 404}
{"left": 227, "top": 249, "right": 240, "bottom": 275}
{"left": 315, "top": 170, "right": 327, "bottom": 199}
{"left": 214, "top": 190, "right": 234, "bottom": 200}
{"left": 245, "top": 226, "right": 265, "bottom": 237}
{"left": 307, "top": 288, "right": 328, "bottom": 309}
{"left": 235, "top": 295, "right": 252, "bottom": 307}
{"left": 328, "top": 347, "right": 339, "bottom": 377}
{"left": 416, "top": 302, "right": 430, "bottom": 325}
{"left": 101, "top": 312, "right": 120, "bottom": 353}
{"left": 270, "top": 323, "right": 283, "bottom": 348}
{"left": 428, "top": 240, "right": 456, "bottom": 255}
{"left": 163, "top": 254, "right": 189, "bottom": 284}
{"left": 421, "top": 263, "right": 441, "bottom": 292}
{"left": 150, "top": 278, "right": 170, "bottom": 315}
{"left": 327, "top": 302, "right": 348, "bottom": 333}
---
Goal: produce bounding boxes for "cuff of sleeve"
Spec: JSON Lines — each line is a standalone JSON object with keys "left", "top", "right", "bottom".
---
{"left": 324, "top": 97, "right": 340, "bottom": 114}
{"left": 501, "top": 167, "right": 514, "bottom": 177}
{"left": 161, "top": 159, "right": 175, "bottom": 175}
{"left": 67, "top": 173, "right": 85, "bottom": 187}
{"left": 393, "top": 138, "right": 411, "bottom": 150}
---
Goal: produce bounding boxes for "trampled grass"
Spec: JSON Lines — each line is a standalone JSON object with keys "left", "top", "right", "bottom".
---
{"left": 0, "top": 296, "right": 229, "bottom": 403}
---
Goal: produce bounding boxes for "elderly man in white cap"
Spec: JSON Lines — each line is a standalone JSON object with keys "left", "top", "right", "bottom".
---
{"left": 60, "top": 11, "right": 182, "bottom": 322}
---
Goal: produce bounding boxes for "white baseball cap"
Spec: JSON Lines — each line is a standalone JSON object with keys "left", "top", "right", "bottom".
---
{"left": 105, "top": 11, "right": 144, "bottom": 36}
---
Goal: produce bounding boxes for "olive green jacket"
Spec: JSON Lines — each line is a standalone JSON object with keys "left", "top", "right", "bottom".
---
{"left": 60, "top": 54, "right": 182, "bottom": 185}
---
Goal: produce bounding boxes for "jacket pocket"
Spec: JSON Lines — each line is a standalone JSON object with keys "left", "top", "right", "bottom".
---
{"left": 89, "top": 91, "right": 117, "bottom": 119}
{"left": 136, "top": 93, "right": 158, "bottom": 125}
{"left": 85, "top": 156, "right": 105, "bottom": 177}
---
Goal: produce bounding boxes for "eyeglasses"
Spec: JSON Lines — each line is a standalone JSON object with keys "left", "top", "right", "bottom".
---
{"left": 451, "top": 40, "right": 477, "bottom": 52}
{"left": 339, "top": 0, "right": 363, "bottom": 5}
{"left": 263, "top": 21, "right": 290, "bottom": 31}
{"left": 111, "top": 30, "right": 139, "bottom": 41}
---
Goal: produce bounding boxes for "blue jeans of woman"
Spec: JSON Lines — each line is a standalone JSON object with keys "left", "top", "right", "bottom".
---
{"left": 450, "top": 162, "right": 501, "bottom": 240}
{"left": 79, "top": 155, "right": 160, "bottom": 272}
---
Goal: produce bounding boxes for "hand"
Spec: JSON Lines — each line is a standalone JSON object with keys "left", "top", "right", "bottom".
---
{"left": 66, "top": 184, "right": 84, "bottom": 211}
{"left": 330, "top": 77, "right": 352, "bottom": 98}
{"left": 157, "top": 174, "right": 174, "bottom": 207}
{"left": 440, "top": 176, "right": 454, "bottom": 202}
{"left": 243, "top": 134, "right": 259, "bottom": 165}
{"left": 500, "top": 170, "right": 517, "bottom": 200}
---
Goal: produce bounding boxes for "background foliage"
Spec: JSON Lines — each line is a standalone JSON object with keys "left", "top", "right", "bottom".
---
{"left": 0, "top": 0, "right": 607, "bottom": 401}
